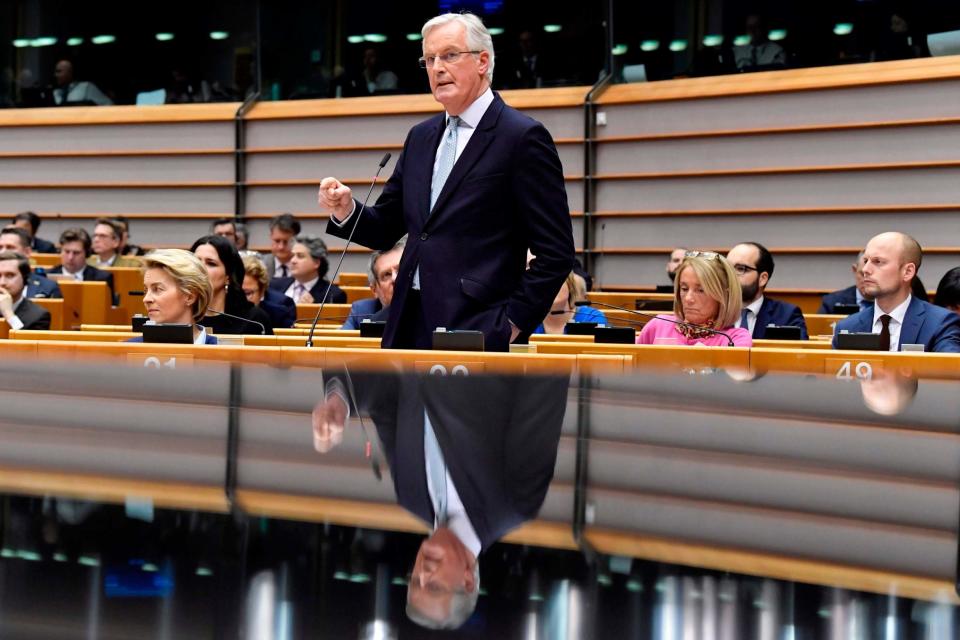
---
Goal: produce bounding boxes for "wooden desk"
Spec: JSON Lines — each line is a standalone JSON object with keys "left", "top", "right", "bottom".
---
{"left": 339, "top": 286, "right": 375, "bottom": 304}
{"left": 0, "top": 340, "right": 630, "bottom": 375}
{"left": 806, "top": 314, "right": 845, "bottom": 337}
{"left": 753, "top": 339, "right": 832, "bottom": 350}
{"left": 533, "top": 342, "right": 750, "bottom": 372}
{"left": 296, "top": 303, "right": 352, "bottom": 325}
{"left": 10, "top": 330, "right": 137, "bottom": 342}
{"left": 30, "top": 298, "right": 65, "bottom": 331}
{"left": 335, "top": 273, "right": 369, "bottom": 287}
{"left": 30, "top": 253, "right": 60, "bottom": 268}
{"left": 58, "top": 280, "right": 111, "bottom": 328}
{"left": 751, "top": 348, "right": 960, "bottom": 380}
{"left": 104, "top": 267, "right": 145, "bottom": 323}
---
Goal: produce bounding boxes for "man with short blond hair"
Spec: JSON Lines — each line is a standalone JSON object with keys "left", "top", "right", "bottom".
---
{"left": 833, "top": 232, "right": 960, "bottom": 352}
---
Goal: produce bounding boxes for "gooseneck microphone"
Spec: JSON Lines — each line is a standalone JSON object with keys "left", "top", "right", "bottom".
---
{"left": 206, "top": 308, "right": 266, "bottom": 335}
{"left": 575, "top": 300, "right": 736, "bottom": 346}
{"left": 307, "top": 152, "right": 392, "bottom": 348}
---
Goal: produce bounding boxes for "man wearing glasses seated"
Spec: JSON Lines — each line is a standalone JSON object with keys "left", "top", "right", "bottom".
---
{"left": 726, "top": 242, "right": 808, "bottom": 340}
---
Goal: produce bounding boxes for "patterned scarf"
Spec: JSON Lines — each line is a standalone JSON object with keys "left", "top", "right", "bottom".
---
{"left": 677, "top": 319, "right": 718, "bottom": 341}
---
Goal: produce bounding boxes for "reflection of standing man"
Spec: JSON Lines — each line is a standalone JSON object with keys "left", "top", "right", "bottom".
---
{"left": 313, "top": 372, "right": 568, "bottom": 629}
{"left": 319, "top": 13, "right": 574, "bottom": 351}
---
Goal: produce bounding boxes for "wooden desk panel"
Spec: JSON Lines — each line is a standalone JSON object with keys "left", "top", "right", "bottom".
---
{"left": 31, "top": 298, "right": 64, "bottom": 330}
{"left": 58, "top": 280, "right": 110, "bottom": 328}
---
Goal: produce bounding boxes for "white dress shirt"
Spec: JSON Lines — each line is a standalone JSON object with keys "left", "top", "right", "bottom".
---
{"left": 735, "top": 295, "right": 764, "bottom": 336}
{"left": 62, "top": 267, "right": 84, "bottom": 281}
{"left": 194, "top": 325, "right": 210, "bottom": 345}
{"left": 284, "top": 276, "right": 318, "bottom": 302}
{"left": 423, "top": 410, "right": 482, "bottom": 558}
{"left": 96, "top": 254, "right": 117, "bottom": 268}
{"left": 873, "top": 294, "right": 912, "bottom": 351}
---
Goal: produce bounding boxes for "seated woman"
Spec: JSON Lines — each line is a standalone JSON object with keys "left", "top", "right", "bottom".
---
{"left": 131, "top": 249, "right": 217, "bottom": 344}
{"left": 190, "top": 235, "right": 274, "bottom": 335}
{"left": 637, "top": 252, "right": 752, "bottom": 347}
{"left": 533, "top": 272, "right": 607, "bottom": 334}
{"left": 268, "top": 235, "right": 347, "bottom": 304}
{"left": 242, "top": 254, "right": 296, "bottom": 329}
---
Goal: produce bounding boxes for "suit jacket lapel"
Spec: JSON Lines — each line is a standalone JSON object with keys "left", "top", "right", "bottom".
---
{"left": 424, "top": 96, "right": 504, "bottom": 229}
{"left": 753, "top": 299, "right": 771, "bottom": 338}
{"left": 898, "top": 297, "right": 925, "bottom": 348}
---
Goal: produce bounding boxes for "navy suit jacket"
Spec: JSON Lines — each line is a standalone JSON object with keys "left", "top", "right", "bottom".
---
{"left": 753, "top": 296, "right": 808, "bottom": 340}
{"left": 817, "top": 285, "right": 859, "bottom": 314}
{"left": 341, "top": 297, "right": 382, "bottom": 329}
{"left": 47, "top": 265, "right": 115, "bottom": 298}
{"left": 32, "top": 237, "right": 57, "bottom": 254}
{"left": 25, "top": 274, "right": 61, "bottom": 299}
{"left": 259, "top": 288, "right": 297, "bottom": 329}
{"left": 268, "top": 277, "right": 346, "bottom": 305}
{"left": 13, "top": 298, "right": 51, "bottom": 330}
{"left": 326, "top": 92, "right": 575, "bottom": 351}
{"left": 349, "top": 372, "right": 568, "bottom": 551}
{"left": 832, "top": 296, "right": 960, "bottom": 352}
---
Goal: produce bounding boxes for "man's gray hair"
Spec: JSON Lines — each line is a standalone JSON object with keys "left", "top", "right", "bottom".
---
{"left": 295, "top": 235, "right": 328, "bottom": 263}
{"left": 422, "top": 13, "right": 495, "bottom": 84}
{"left": 406, "top": 560, "right": 480, "bottom": 630}
{"left": 367, "top": 235, "right": 407, "bottom": 286}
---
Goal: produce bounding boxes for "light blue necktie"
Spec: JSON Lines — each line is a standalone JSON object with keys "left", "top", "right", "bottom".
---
{"left": 430, "top": 116, "right": 460, "bottom": 211}
{"left": 423, "top": 412, "right": 448, "bottom": 526}
{"left": 415, "top": 116, "right": 460, "bottom": 290}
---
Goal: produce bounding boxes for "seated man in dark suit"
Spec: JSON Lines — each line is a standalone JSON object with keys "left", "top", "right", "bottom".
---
{"left": 46, "top": 228, "right": 115, "bottom": 300}
{"left": 342, "top": 236, "right": 405, "bottom": 329}
{"left": 818, "top": 252, "right": 873, "bottom": 314}
{"left": 11, "top": 211, "right": 56, "bottom": 254}
{"left": 727, "top": 241, "right": 808, "bottom": 339}
{"left": 268, "top": 235, "right": 347, "bottom": 304}
{"left": 0, "top": 226, "right": 61, "bottom": 299}
{"left": 833, "top": 232, "right": 960, "bottom": 352}
{"left": 0, "top": 251, "right": 51, "bottom": 330}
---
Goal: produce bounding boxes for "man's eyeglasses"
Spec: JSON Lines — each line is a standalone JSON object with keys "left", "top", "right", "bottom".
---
{"left": 732, "top": 263, "right": 759, "bottom": 275}
{"left": 418, "top": 51, "right": 481, "bottom": 69}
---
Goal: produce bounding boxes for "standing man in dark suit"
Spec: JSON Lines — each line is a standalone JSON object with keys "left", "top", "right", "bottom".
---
{"left": 0, "top": 251, "right": 50, "bottom": 330}
{"left": 319, "top": 12, "right": 575, "bottom": 351}
{"left": 727, "top": 241, "right": 808, "bottom": 340}
{"left": 11, "top": 212, "right": 56, "bottom": 254}
{"left": 0, "top": 226, "right": 61, "bottom": 299}
{"left": 313, "top": 371, "right": 568, "bottom": 629}
{"left": 46, "top": 228, "right": 115, "bottom": 299}
{"left": 833, "top": 232, "right": 960, "bottom": 352}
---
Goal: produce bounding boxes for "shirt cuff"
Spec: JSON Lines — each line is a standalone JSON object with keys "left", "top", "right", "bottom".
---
{"left": 324, "top": 377, "right": 351, "bottom": 420}
{"left": 329, "top": 201, "right": 357, "bottom": 228}
{"left": 7, "top": 315, "right": 23, "bottom": 331}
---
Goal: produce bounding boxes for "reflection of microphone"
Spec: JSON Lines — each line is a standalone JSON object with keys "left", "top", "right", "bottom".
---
{"left": 575, "top": 300, "right": 735, "bottom": 346}
{"left": 206, "top": 308, "right": 266, "bottom": 335}
{"left": 307, "top": 152, "right": 392, "bottom": 348}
